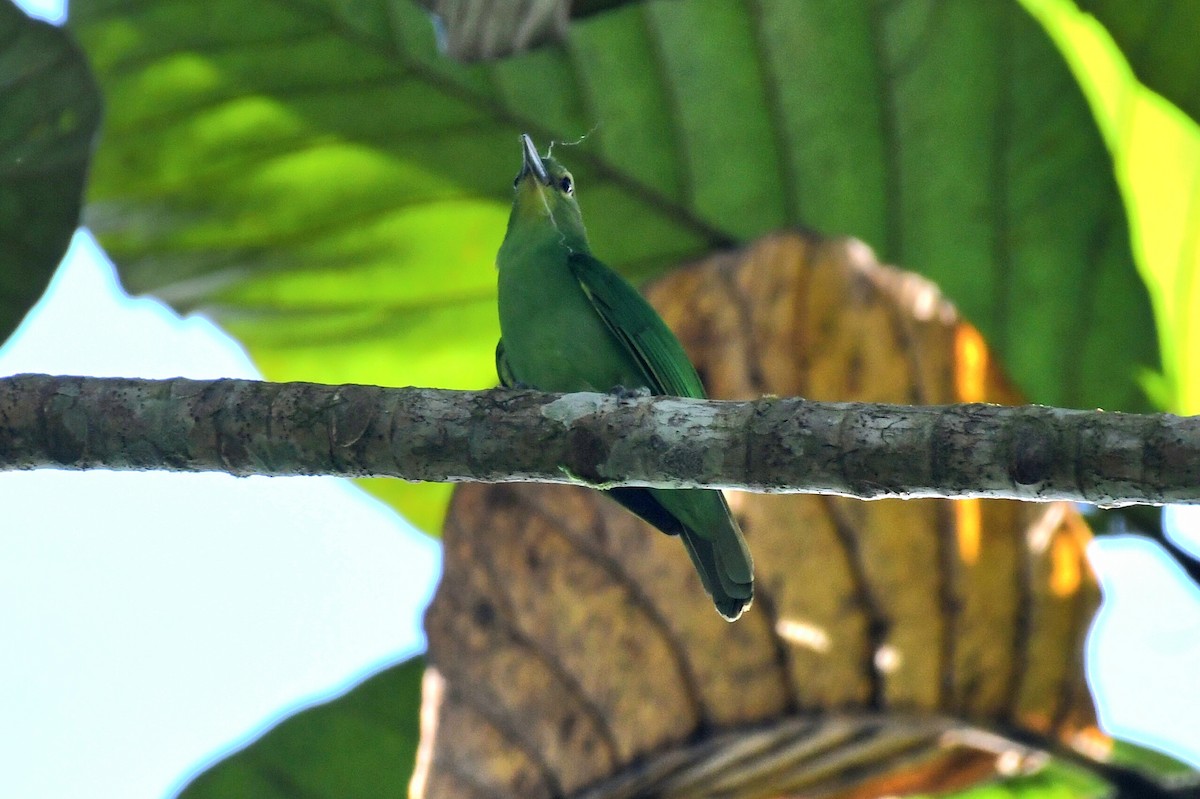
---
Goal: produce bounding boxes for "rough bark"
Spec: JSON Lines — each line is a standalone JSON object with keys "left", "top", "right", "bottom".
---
{"left": 0, "top": 373, "right": 1195, "bottom": 506}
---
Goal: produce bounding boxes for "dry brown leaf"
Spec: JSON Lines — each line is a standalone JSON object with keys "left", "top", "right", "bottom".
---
{"left": 416, "top": 0, "right": 569, "bottom": 61}
{"left": 414, "top": 232, "right": 1103, "bottom": 799}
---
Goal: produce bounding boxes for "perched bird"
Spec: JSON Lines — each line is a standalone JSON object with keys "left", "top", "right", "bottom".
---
{"left": 495, "top": 134, "right": 753, "bottom": 620}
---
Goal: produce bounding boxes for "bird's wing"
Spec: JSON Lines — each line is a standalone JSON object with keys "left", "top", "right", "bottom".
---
{"left": 567, "top": 252, "right": 706, "bottom": 399}
{"left": 569, "top": 253, "right": 753, "bottom": 620}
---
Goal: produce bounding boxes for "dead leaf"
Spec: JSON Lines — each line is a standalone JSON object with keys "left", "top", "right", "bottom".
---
{"left": 415, "top": 232, "right": 1103, "bottom": 798}
{"left": 416, "top": 0, "right": 569, "bottom": 61}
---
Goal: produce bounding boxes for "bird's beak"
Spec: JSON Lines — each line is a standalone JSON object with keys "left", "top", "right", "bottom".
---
{"left": 518, "top": 133, "right": 550, "bottom": 186}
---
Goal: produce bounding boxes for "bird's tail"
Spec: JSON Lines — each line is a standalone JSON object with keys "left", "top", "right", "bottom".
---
{"left": 648, "top": 484, "right": 748, "bottom": 623}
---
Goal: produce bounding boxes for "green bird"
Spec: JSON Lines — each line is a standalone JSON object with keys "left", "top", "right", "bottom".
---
{"left": 495, "top": 134, "right": 754, "bottom": 621}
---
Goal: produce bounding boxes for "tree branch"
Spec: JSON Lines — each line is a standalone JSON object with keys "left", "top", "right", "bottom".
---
{"left": 1, "top": 374, "right": 1196, "bottom": 505}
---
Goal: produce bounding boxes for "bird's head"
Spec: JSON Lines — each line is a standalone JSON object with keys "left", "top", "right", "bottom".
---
{"left": 508, "top": 134, "right": 588, "bottom": 248}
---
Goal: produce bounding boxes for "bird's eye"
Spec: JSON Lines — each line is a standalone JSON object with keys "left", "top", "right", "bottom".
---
{"left": 559, "top": 175, "right": 573, "bottom": 194}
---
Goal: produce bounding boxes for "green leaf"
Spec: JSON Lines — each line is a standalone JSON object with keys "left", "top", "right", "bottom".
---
{"left": 936, "top": 763, "right": 1105, "bottom": 799}
{"left": 1075, "top": 0, "right": 1200, "bottom": 128}
{"left": 1025, "top": 0, "right": 1200, "bottom": 415}
{"left": 0, "top": 0, "right": 101, "bottom": 345}
{"left": 178, "top": 656, "right": 425, "bottom": 799}
{"left": 940, "top": 762, "right": 1109, "bottom": 799}
{"left": 937, "top": 740, "right": 1200, "bottom": 799}
{"left": 1108, "top": 739, "right": 1200, "bottom": 791}
{"left": 70, "top": 0, "right": 1159, "bottom": 533}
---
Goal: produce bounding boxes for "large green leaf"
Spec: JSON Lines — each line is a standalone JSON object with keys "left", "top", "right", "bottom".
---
{"left": 0, "top": 0, "right": 101, "bottom": 345}
{"left": 178, "top": 656, "right": 425, "bottom": 799}
{"left": 1075, "top": 0, "right": 1200, "bottom": 128}
{"left": 70, "top": 0, "right": 1159, "bottom": 532}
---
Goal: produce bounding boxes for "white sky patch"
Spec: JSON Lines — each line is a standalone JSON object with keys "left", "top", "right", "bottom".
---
{"left": 1088, "top": 529, "right": 1200, "bottom": 764}
{"left": 16, "top": 0, "right": 63, "bottom": 22}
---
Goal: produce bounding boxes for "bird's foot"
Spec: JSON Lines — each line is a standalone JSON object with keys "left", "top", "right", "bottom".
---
{"left": 608, "top": 385, "right": 652, "bottom": 400}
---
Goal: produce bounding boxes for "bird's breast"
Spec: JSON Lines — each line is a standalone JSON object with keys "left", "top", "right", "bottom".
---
{"left": 497, "top": 247, "right": 641, "bottom": 393}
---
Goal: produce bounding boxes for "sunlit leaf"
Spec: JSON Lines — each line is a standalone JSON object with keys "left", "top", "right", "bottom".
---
{"left": 1076, "top": 0, "right": 1200, "bottom": 127}
{"left": 1025, "top": 0, "right": 1200, "bottom": 415}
